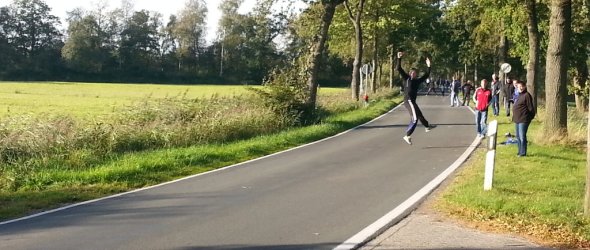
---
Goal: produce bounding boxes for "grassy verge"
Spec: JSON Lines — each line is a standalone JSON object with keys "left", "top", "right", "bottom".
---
{"left": 0, "top": 94, "right": 402, "bottom": 222}
{"left": 435, "top": 108, "right": 590, "bottom": 248}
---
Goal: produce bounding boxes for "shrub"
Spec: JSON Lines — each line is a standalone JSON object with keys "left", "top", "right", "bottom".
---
{"left": 248, "top": 66, "right": 318, "bottom": 126}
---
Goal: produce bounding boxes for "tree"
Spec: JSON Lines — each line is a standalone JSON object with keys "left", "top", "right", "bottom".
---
{"left": 586, "top": 78, "right": 590, "bottom": 215}
{"left": 305, "top": 0, "right": 345, "bottom": 108}
{"left": 119, "top": 10, "right": 162, "bottom": 75}
{"left": 173, "top": 0, "right": 207, "bottom": 73}
{"left": 544, "top": 0, "right": 572, "bottom": 139}
{"left": 570, "top": 0, "right": 590, "bottom": 112}
{"left": 0, "top": 7, "right": 17, "bottom": 75}
{"left": 217, "top": 0, "right": 285, "bottom": 82}
{"left": 7, "top": 0, "right": 62, "bottom": 75}
{"left": 343, "top": 0, "right": 365, "bottom": 101}
{"left": 525, "top": 0, "right": 541, "bottom": 111}
{"left": 160, "top": 14, "right": 180, "bottom": 72}
{"left": 62, "top": 12, "right": 108, "bottom": 73}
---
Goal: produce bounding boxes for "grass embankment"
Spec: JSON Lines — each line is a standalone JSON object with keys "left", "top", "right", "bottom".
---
{"left": 0, "top": 82, "right": 402, "bottom": 221}
{"left": 436, "top": 106, "right": 589, "bottom": 248}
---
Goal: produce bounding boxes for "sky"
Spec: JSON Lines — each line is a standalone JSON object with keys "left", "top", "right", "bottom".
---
{"left": 40, "top": 0, "right": 260, "bottom": 43}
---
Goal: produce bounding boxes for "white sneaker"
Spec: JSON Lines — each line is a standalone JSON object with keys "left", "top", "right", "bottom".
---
{"left": 403, "top": 136, "right": 412, "bottom": 145}
{"left": 425, "top": 125, "right": 437, "bottom": 132}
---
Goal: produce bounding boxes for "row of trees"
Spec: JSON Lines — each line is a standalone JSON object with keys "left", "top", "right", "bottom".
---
{"left": 0, "top": 0, "right": 312, "bottom": 83}
{"left": 301, "top": 0, "right": 588, "bottom": 130}
{"left": 296, "top": 0, "right": 589, "bottom": 213}
{"left": 0, "top": 0, "right": 588, "bottom": 126}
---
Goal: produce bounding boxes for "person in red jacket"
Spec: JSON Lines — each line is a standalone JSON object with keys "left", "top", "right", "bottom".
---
{"left": 473, "top": 79, "right": 492, "bottom": 138}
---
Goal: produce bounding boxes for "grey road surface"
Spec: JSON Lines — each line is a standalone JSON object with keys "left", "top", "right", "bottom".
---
{"left": 0, "top": 95, "right": 477, "bottom": 250}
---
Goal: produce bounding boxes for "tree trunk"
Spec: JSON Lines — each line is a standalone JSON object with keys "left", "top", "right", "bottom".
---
{"left": 371, "top": 39, "right": 378, "bottom": 93}
{"left": 306, "top": 0, "right": 345, "bottom": 108}
{"left": 586, "top": 99, "right": 590, "bottom": 215}
{"left": 574, "top": 61, "right": 589, "bottom": 112}
{"left": 498, "top": 34, "right": 509, "bottom": 104}
{"left": 345, "top": 0, "right": 365, "bottom": 101}
{"left": 371, "top": 9, "right": 380, "bottom": 94}
{"left": 389, "top": 46, "right": 394, "bottom": 89}
{"left": 526, "top": 0, "right": 540, "bottom": 111}
{"left": 544, "top": 0, "right": 572, "bottom": 139}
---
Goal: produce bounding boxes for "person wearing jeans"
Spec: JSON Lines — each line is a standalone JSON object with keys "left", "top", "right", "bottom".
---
{"left": 512, "top": 80, "right": 536, "bottom": 156}
{"left": 490, "top": 74, "right": 501, "bottom": 116}
{"left": 450, "top": 76, "right": 460, "bottom": 107}
{"left": 503, "top": 77, "right": 515, "bottom": 116}
{"left": 473, "top": 79, "right": 492, "bottom": 138}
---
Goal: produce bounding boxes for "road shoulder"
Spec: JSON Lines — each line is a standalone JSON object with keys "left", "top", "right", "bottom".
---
{"left": 360, "top": 172, "right": 553, "bottom": 250}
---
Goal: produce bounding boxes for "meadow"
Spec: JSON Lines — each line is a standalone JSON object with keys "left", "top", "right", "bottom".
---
{"left": 0, "top": 82, "right": 261, "bottom": 117}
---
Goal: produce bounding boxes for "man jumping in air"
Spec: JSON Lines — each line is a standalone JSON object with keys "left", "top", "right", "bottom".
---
{"left": 397, "top": 51, "right": 436, "bottom": 145}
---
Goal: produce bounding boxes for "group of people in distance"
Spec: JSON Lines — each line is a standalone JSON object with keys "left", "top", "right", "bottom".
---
{"left": 396, "top": 51, "right": 535, "bottom": 157}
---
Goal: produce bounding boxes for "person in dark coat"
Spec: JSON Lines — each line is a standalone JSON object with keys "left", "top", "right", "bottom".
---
{"left": 512, "top": 80, "right": 535, "bottom": 157}
{"left": 503, "top": 77, "right": 515, "bottom": 116}
{"left": 490, "top": 74, "right": 501, "bottom": 116}
{"left": 461, "top": 80, "right": 473, "bottom": 106}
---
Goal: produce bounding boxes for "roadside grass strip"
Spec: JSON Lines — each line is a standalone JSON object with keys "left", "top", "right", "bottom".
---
{"left": 436, "top": 112, "right": 590, "bottom": 249}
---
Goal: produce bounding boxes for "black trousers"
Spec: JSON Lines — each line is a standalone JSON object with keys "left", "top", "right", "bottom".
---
{"left": 404, "top": 100, "right": 430, "bottom": 136}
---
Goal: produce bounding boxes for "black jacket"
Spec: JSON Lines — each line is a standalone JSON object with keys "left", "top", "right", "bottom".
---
{"left": 396, "top": 58, "right": 431, "bottom": 102}
{"left": 503, "top": 81, "right": 515, "bottom": 101}
{"left": 512, "top": 90, "right": 535, "bottom": 123}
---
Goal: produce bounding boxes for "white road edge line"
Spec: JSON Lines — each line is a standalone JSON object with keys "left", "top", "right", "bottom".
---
{"left": 333, "top": 105, "right": 482, "bottom": 250}
{"left": 0, "top": 102, "right": 404, "bottom": 226}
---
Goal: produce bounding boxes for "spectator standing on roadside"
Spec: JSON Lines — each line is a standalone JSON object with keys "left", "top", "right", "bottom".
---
{"left": 462, "top": 80, "right": 474, "bottom": 106}
{"left": 503, "top": 76, "right": 515, "bottom": 116}
{"left": 512, "top": 80, "right": 535, "bottom": 157}
{"left": 473, "top": 79, "right": 493, "bottom": 138}
{"left": 450, "top": 76, "right": 461, "bottom": 107}
{"left": 490, "top": 74, "right": 501, "bottom": 116}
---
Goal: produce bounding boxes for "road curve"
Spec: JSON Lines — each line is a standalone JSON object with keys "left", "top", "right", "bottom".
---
{"left": 0, "top": 95, "right": 478, "bottom": 250}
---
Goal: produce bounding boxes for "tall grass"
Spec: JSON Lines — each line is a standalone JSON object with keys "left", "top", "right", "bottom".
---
{"left": 0, "top": 96, "right": 283, "bottom": 191}
{"left": 0, "top": 88, "right": 396, "bottom": 192}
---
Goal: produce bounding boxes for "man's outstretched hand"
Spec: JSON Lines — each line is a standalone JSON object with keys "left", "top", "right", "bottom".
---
{"left": 426, "top": 57, "right": 431, "bottom": 67}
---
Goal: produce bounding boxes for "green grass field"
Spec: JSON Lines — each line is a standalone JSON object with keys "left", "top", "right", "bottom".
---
{"left": 0, "top": 81, "right": 345, "bottom": 117}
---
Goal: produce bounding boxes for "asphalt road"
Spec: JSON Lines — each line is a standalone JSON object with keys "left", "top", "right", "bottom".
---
{"left": 0, "top": 94, "right": 478, "bottom": 250}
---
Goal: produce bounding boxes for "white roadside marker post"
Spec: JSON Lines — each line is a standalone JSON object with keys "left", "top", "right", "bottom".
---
{"left": 484, "top": 120, "right": 498, "bottom": 191}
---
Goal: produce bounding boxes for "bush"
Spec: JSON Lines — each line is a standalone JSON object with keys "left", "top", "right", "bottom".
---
{"left": 248, "top": 65, "right": 320, "bottom": 126}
